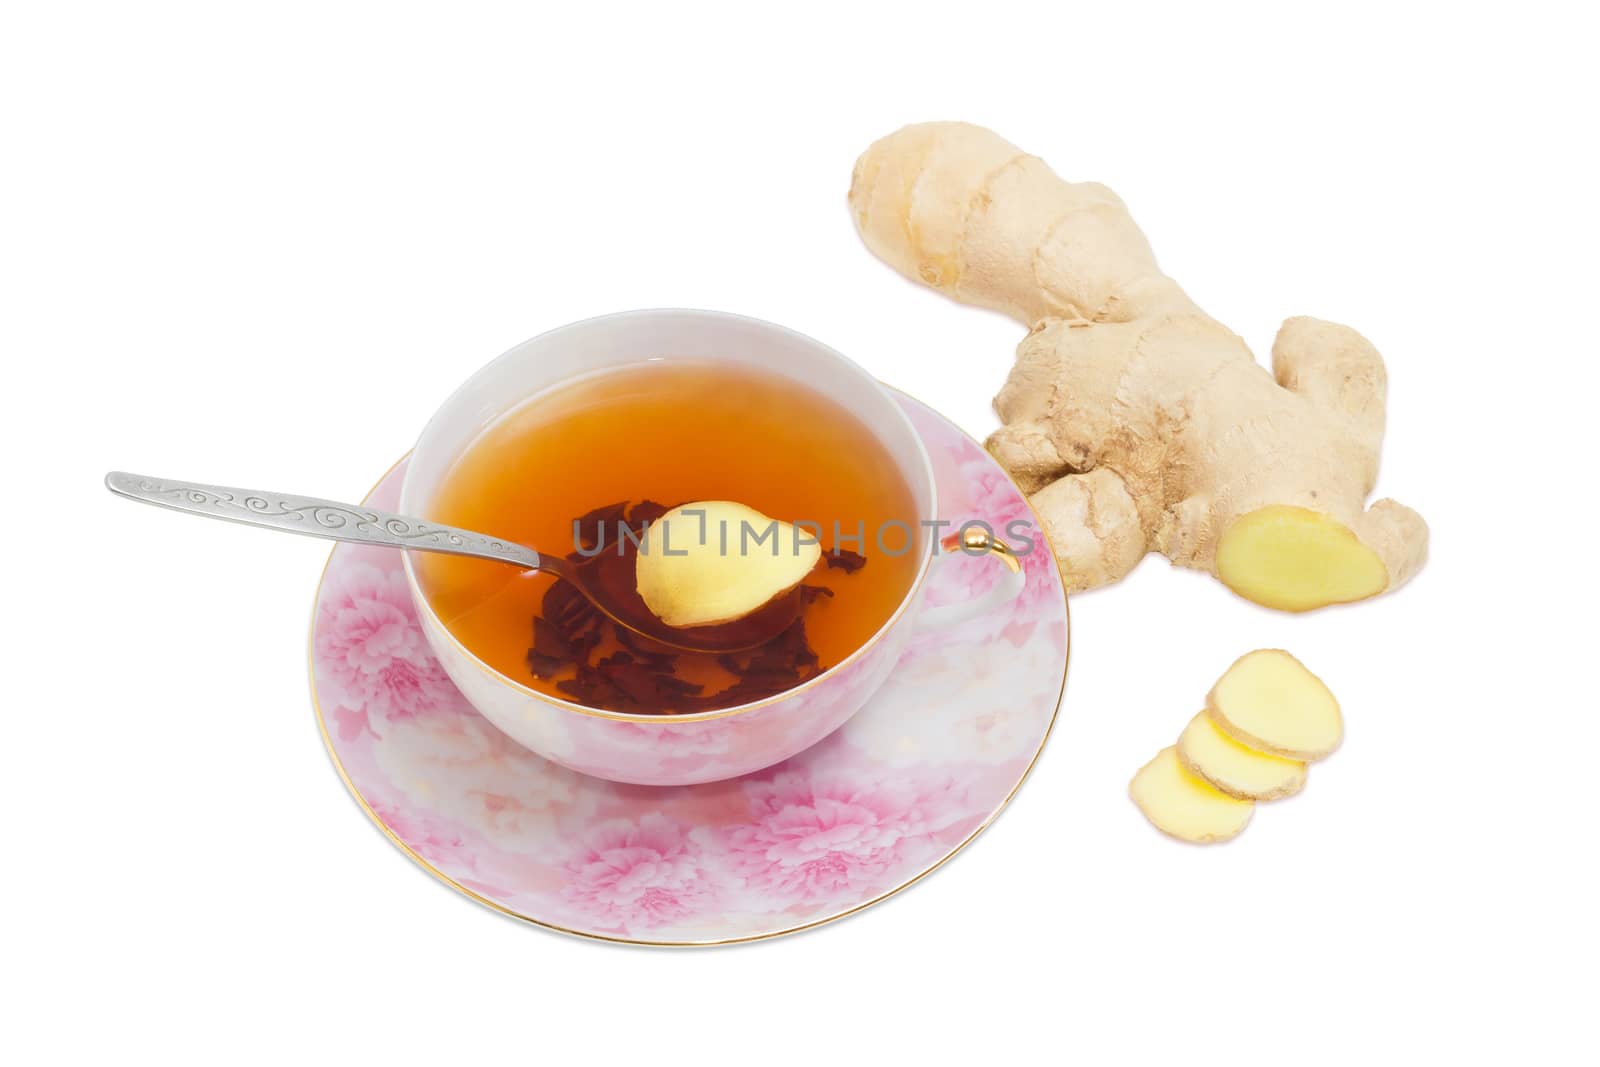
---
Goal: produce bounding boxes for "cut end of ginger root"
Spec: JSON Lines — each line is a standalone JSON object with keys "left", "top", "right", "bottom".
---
{"left": 1215, "top": 506, "right": 1388, "bottom": 611}
{"left": 634, "top": 501, "right": 823, "bottom": 629}
{"left": 1130, "top": 747, "right": 1255, "bottom": 844}
{"left": 1176, "top": 711, "right": 1308, "bottom": 801}
{"left": 1206, "top": 649, "right": 1343, "bottom": 761}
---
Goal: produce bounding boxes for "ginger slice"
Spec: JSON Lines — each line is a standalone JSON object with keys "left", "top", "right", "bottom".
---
{"left": 1216, "top": 506, "right": 1389, "bottom": 612}
{"left": 1206, "top": 649, "right": 1342, "bottom": 761}
{"left": 1130, "top": 747, "right": 1255, "bottom": 844}
{"left": 635, "top": 501, "right": 822, "bottom": 628}
{"left": 1176, "top": 711, "right": 1307, "bottom": 800}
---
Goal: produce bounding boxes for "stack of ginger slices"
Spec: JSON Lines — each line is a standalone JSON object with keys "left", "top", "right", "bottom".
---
{"left": 1131, "top": 650, "right": 1342, "bottom": 844}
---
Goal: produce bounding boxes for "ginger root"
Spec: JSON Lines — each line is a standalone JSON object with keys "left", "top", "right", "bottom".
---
{"left": 1206, "top": 649, "right": 1342, "bottom": 761}
{"left": 1130, "top": 747, "right": 1255, "bottom": 844}
{"left": 1176, "top": 711, "right": 1307, "bottom": 801}
{"left": 849, "top": 122, "right": 1427, "bottom": 610}
{"left": 635, "top": 501, "right": 821, "bottom": 628}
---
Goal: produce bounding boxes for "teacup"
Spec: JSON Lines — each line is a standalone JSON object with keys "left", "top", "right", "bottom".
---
{"left": 400, "top": 309, "right": 1024, "bottom": 786}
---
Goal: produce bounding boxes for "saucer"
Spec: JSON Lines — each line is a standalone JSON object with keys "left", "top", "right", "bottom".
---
{"left": 310, "top": 389, "right": 1068, "bottom": 945}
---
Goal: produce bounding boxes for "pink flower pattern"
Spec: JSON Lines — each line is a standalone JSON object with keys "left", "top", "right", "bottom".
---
{"left": 313, "top": 393, "right": 1067, "bottom": 942}
{"left": 721, "top": 768, "right": 974, "bottom": 907}
{"left": 316, "top": 562, "right": 459, "bottom": 723}
{"left": 560, "top": 815, "right": 720, "bottom": 932}
{"left": 368, "top": 799, "right": 474, "bottom": 872}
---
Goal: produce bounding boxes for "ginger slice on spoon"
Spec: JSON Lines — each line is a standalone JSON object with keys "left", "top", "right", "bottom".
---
{"left": 635, "top": 501, "right": 822, "bottom": 628}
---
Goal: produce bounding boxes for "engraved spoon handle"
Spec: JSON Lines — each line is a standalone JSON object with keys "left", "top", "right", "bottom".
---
{"left": 104, "top": 471, "right": 545, "bottom": 571}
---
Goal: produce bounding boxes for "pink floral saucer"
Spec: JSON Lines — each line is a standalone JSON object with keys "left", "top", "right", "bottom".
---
{"left": 310, "top": 390, "right": 1068, "bottom": 945}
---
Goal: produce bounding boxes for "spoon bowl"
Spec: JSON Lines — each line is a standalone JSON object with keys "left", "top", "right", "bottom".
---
{"left": 539, "top": 544, "right": 806, "bottom": 653}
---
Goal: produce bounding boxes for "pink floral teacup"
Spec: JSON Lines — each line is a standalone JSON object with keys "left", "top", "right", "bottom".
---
{"left": 399, "top": 309, "right": 1025, "bottom": 786}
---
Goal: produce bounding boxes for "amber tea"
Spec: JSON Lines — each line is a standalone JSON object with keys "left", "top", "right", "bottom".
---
{"left": 415, "top": 360, "right": 921, "bottom": 713}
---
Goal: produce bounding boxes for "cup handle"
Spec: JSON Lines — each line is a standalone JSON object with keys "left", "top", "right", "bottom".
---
{"left": 914, "top": 527, "right": 1027, "bottom": 632}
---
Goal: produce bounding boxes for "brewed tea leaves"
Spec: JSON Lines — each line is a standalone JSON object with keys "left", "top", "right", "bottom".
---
{"left": 530, "top": 500, "right": 865, "bottom": 714}
{"left": 825, "top": 547, "right": 868, "bottom": 574}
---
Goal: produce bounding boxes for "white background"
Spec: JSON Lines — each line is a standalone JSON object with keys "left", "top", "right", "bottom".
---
{"left": 5, "top": 2, "right": 1596, "bottom": 1063}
